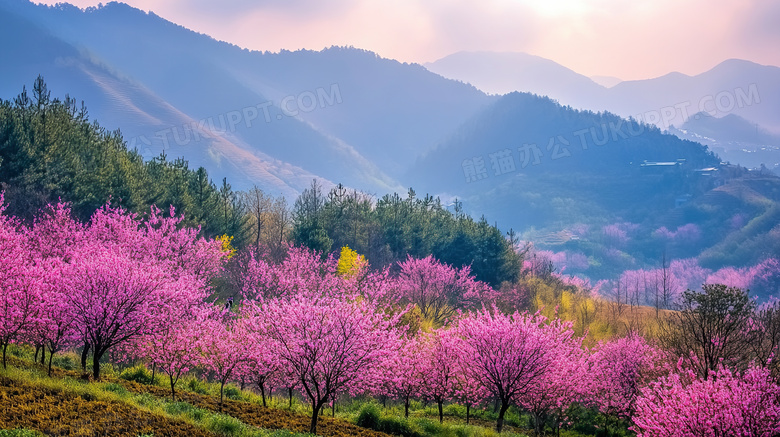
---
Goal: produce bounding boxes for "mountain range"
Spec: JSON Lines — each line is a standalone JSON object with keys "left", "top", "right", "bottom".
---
{"left": 426, "top": 51, "right": 780, "bottom": 146}
{"left": 0, "top": 0, "right": 491, "bottom": 198}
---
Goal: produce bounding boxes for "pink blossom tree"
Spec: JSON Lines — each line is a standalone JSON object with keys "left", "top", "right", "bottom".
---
{"left": 248, "top": 295, "right": 400, "bottom": 434}
{"left": 86, "top": 204, "right": 224, "bottom": 282}
{"left": 417, "top": 329, "right": 460, "bottom": 423}
{"left": 603, "top": 222, "right": 638, "bottom": 246}
{"left": 30, "top": 261, "right": 80, "bottom": 376}
{"left": 129, "top": 300, "right": 206, "bottom": 400}
{"left": 0, "top": 197, "right": 43, "bottom": 369}
{"left": 520, "top": 329, "right": 588, "bottom": 435}
{"left": 139, "top": 205, "right": 225, "bottom": 281}
{"left": 396, "top": 255, "right": 493, "bottom": 325}
{"left": 452, "top": 353, "right": 489, "bottom": 425}
{"left": 588, "top": 333, "right": 667, "bottom": 432}
{"left": 750, "top": 297, "right": 780, "bottom": 379}
{"left": 377, "top": 335, "right": 424, "bottom": 418}
{"left": 242, "top": 342, "right": 281, "bottom": 408}
{"left": 197, "top": 311, "right": 250, "bottom": 411}
{"left": 242, "top": 246, "right": 345, "bottom": 301}
{"left": 63, "top": 245, "right": 170, "bottom": 380}
{"left": 25, "top": 202, "right": 84, "bottom": 262}
{"left": 633, "top": 365, "right": 780, "bottom": 437}
{"left": 452, "top": 309, "right": 575, "bottom": 432}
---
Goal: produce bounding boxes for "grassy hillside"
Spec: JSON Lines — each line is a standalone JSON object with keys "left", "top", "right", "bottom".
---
{"left": 0, "top": 350, "right": 387, "bottom": 437}
{"left": 1, "top": 344, "right": 634, "bottom": 437}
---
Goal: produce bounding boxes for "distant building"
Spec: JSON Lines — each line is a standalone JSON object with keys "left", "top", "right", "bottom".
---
{"left": 639, "top": 159, "right": 687, "bottom": 173}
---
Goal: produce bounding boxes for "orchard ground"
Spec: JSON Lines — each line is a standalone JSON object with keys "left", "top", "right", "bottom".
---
{"left": 0, "top": 345, "right": 606, "bottom": 437}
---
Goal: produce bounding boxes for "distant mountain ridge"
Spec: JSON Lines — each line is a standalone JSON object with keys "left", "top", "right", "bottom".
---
{"left": 424, "top": 51, "right": 606, "bottom": 108}
{"left": 425, "top": 52, "right": 780, "bottom": 152}
{"left": 0, "top": 0, "right": 492, "bottom": 195}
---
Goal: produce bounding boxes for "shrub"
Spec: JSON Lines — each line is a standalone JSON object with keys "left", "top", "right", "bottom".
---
{"left": 120, "top": 365, "right": 156, "bottom": 385}
{"left": 52, "top": 353, "right": 78, "bottom": 370}
{"left": 223, "top": 385, "right": 243, "bottom": 400}
{"left": 378, "top": 416, "right": 420, "bottom": 437}
{"left": 415, "top": 418, "right": 442, "bottom": 436}
{"left": 355, "top": 403, "right": 381, "bottom": 430}
{"left": 184, "top": 376, "right": 208, "bottom": 394}
{"left": 355, "top": 403, "right": 422, "bottom": 437}
{"left": 207, "top": 414, "right": 243, "bottom": 436}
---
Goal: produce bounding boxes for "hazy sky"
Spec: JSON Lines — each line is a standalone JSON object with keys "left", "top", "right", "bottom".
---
{"left": 39, "top": 0, "right": 780, "bottom": 80}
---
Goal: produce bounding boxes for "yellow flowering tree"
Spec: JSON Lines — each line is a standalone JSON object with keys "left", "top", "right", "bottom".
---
{"left": 216, "top": 234, "right": 235, "bottom": 259}
{"left": 336, "top": 245, "right": 367, "bottom": 279}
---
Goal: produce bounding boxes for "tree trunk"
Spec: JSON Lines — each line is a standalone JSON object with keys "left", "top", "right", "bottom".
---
{"left": 151, "top": 363, "right": 156, "bottom": 385}
{"left": 437, "top": 398, "right": 444, "bottom": 424}
{"left": 260, "top": 383, "right": 267, "bottom": 407}
{"left": 47, "top": 349, "right": 54, "bottom": 377}
{"left": 2, "top": 342, "right": 8, "bottom": 370}
{"left": 289, "top": 387, "right": 293, "bottom": 408}
{"left": 404, "top": 396, "right": 410, "bottom": 419}
{"left": 170, "top": 374, "right": 177, "bottom": 401}
{"left": 92, "top": 350, "right": 102, "bottom": 380}
{"left": 310, "top": 401, "right": 323, "bottom": 434}
{"left": 34, "top": 345, "right": 40, "bottom": 363}
{"left": 533, "top": 412, "right": 542, "bottom": 435}
{"left": 332, "top": 397, "right": 336, "bottom": 417}
{"left": 466, "top": 404, "right": 470, "bottom": 425}
{"left": 219, "top": 380, "right": 226, "bottom": 412}
{"left": 81, "top": 342, "right": 90, "bottom": 374}
{"left": 496, "top": 401, "right": 510, "bottom": 433}
{"left": 40, "top": 346, "right": 46, "bottom": 365}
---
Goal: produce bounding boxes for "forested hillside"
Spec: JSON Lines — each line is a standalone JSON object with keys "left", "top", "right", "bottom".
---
{"left": 0, "top": 78, "right": 520, "bottom": 286}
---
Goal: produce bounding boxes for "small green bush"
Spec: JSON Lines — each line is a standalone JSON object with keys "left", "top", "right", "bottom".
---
{"left": 415, "top": 418, "right": 441, "bottom": 435}
{"left": 378, "top": 416, "right": 420, "bottom": 437}
{"left": 355, "top": 403, "right": 382, "bottom": 429}
{"left": 223, "top": 385, "right": 243, "bottom": 400}
{"left": 355, "top": 403, "right": 422, "bottom": 437}
{"left": 120, "top": 365, "right": 156, "bottom": 385}
{"left": 207, "top": 414, "right": 243, "bottom": 435}
{"left": 52, "top": 352, "right": 78, "bottom": 370}
{"left": 184, "top": 376, "right": 208, "bottom": 394}
{"left": 163, "top": 401, "right": 207, "bottom": 422}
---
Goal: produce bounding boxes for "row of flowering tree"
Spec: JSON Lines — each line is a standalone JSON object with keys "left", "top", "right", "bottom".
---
{"left": 2, "top": 196, "right": 780, "bottom": 436}
{"left": 0, "top": 197, "right": 226, "bottom": 378}
{"left": 371, "top": 311, "right": 667, "bottom": 434}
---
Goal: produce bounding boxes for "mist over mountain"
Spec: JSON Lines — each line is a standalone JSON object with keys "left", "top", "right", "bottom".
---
{"left": 675, "top": 112, "right": 780, "bottom": 148}
{"left": 409, "top": 92, "right": 719, "bottom": 226}
{"left": 0, "top": 0, "right": 491, "bottom": 195}
{"left": 425, "top": 51, "right": 606, "bottom": 108}
{"left": 590, "top": 75, "right": 623, "bottom": 88}
{"left": 605, "top": 59, "right": 780, "bottom": 133}
{"left": 425, "top": 52, "right": 780, "bottom": 171}
{"left": 670, "top": 112, "right": 780, "bottom": 173}
{"left": 407, "top": 92, "right": 780, "bottom": 280}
